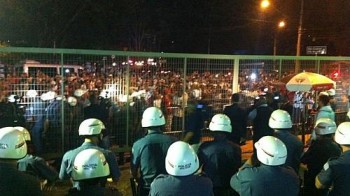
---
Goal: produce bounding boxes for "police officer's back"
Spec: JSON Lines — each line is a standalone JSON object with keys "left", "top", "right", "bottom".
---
{"left": 131, "top": 107, "right": 178, "bottom": 196}
{"left": 231, "top": 136, "right": 300, "bottom": 196}
{"left": 269, "top": 109, "right": 303, "bottom": 173}
{"left": 223, "top": 93, "right": 247, "bottom": 145}
{"left": 183, "top": 98, "right": 212, "bottom": 152}
{"left": 247, "top": 96, "right": 274, "bottom": 144}
{"left": 301, "top": 118, "right": 341, "bottom": 196}
{"left": 150, "top": 141, "right": 213, "bottom": 196}
{"left": 0, "top": 127, "right": 42, "bottom": 195}
{"left": 67, "top": 148, "right": 120, "bottom": 196}
{"left": 197, "top": 114, "right": 241, "bottom": 196}
{"left": 316, "top": 122, "right": 350, "bottom": 196}
{"left": 59, "top": 118, "right": 121, "bottom": 190}
{"left": 16, "top": 126, "right": 59, "bottom": 187}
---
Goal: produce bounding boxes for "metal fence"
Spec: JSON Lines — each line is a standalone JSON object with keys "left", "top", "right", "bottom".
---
{"left": 0, "top": 47, "right": 350, "bottom": 156}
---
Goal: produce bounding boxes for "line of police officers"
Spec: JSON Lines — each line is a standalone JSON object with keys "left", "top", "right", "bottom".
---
{"left": 1, "top": 103, "right": 350, "bottom": 195}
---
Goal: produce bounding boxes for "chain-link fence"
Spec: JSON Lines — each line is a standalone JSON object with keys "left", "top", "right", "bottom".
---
{"left": 0, "top": 47, "right": 350, "bottom": 155}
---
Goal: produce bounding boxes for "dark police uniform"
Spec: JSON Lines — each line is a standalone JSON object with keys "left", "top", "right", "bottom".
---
{"left": 59, "top": 142, "right": 121, "bottom": 189}
{"left": 316, "top": 151, "right": 350, "bottom": 196}
{"left": 149, "top": 174, "right": 214, "bottom": 196}
{"left": 248, "top": 103, "right": 274, "bottom": 144}
{"left": 0, "top": 162, "right": 42, "bottom": 196}
{"left": 18, "top": 154, "right": 59, "bottom": 183}
{"left": 223, "top": 103, "right": 247, "bottom": 145}
{"left": 230, "top": 164, "right": 300, "bottom": 196}
{"left": 183, "top": 102, "right": 212, "bottom": 151}
{"left": 44, "top": 99, "right": 62, "bottom": 151}
{"left": 274, "top": 130, "right": 303, "bottom": 173}
{"left": 197, "top": 136, "right": 241, "bottom": 195}
{"left": 301, "top": 138, "right": 341, "bottom": 195}
{"left": 131, "top": 130, "right": 177, "bottom": 196}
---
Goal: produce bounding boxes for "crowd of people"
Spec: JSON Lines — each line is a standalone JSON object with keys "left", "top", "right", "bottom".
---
{"left": 1, "top": 64, "right": 350, "bottom": 195}
{"left": 0, "top": 87, "right": 350, "bottom": 195}
{"left": 0, "top": 67, "right": 298, "bottom": 154}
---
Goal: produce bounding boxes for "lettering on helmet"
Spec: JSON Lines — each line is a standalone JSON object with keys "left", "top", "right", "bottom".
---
{"left": 0, "top": 143, "right": 8, "bottom": 149}
{"left": 178, "top": 163, "right": 191, "bottom": 170}
{"left": 82, "top": 163, "right": 98, "bottom": 170}
{"left": 15, "top": 141, "right": 25, "bottom": 149}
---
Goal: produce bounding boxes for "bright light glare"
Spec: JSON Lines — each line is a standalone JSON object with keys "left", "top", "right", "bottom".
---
{"left": 261, "top": 0, "right": 270, "bottom": 9}
{"left": 250, "top": 73, "right": 257, "bottom": 80}
{"left": 278, "top": 21, "right": 286, "bottom": 28}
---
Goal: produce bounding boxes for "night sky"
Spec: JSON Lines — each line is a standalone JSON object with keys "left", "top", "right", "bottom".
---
{"left": 0, "top": 0, "right": 349, "bottom": 55}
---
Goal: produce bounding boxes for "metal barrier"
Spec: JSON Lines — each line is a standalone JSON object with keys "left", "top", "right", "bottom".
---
{"left": 0, "top": 47, "right": 350, "bottom": 155}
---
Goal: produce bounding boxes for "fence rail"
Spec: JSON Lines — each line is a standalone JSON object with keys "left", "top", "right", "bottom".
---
{"left": 0, "top": 47, "right": 350, "bottom": 156}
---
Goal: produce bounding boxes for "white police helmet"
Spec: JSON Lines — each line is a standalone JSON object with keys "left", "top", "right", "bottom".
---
{"left": 335, "top": 122, "right": 350, "bottom": 145}
{"left": 74, "top": 89, "right": 88, "bottom": 97}
{"left": 78, "top": 118, "right": 105, "bottom": 136}
{"left": 254, "top": 136, "right": 287, "bottom": 166}
{"left": 314, "top": 118, "right": 337, "bottom": 135}
{"left": 327, "top": 89, "right": 336, "bottom": 96}
{"left": 269, "top": 109, "right": 292, "bottom": 129}
{"left": 0, "top": 127, "right": 27, "bottom": 159}
{"left": 67, "top": 96, "right": 77, "bottom": 107}
{"left": 209, "top": 114, "right": 232, "bottom": 133}
{"left": 14, "top": 126, "right": 31, "bottom": 141}
{"left": 8, "top": 95, "right": 17, "bottom": 103}
{"left": 141, "top": 107, "right": 165, "bottom": 127}
{"left": 165, "top": 141, "right": 199, "bottom": 176}
{"left": 99, "top": 90, "right": 111, "bottom": 99}
{"left": 72, "top": 148, "right": 110, "bottom": 181}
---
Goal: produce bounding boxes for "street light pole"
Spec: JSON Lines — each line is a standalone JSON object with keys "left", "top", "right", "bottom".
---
{"left": 295, "top": 0, "right": 304, "bottom": 73}
{"left": 273, "top": 21, "right": 285, "bottom": 56}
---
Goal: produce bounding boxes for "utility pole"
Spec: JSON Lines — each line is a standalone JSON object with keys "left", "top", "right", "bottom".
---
{"left": 295, "top": 0, "right": 304, "bottom": 73}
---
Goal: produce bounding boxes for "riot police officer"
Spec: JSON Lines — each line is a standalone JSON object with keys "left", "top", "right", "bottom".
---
{"left": 149, "top": 141, "right": 213, "bottom": 196}
{"left": 315, "top": 122, "right": 350, "bottom": 195}
{"left": 269, "top": 109, "right": 303, "bottom": 173}
{"left": 16, "top": 126, "right": 59, "bottom": 189}
{"left": 230, "top": 136, "right": 300, "bottom": 196}
{"left": 131, "top": 107, "right": 178, "bottom": 196}
{"left": 197, "top": 114, "right": 241, "bottom": 196}
{"left": 301, "top": 118, "right": 341, "bottom": 196}
{"left": 67, "top": 148, "right": 120, "bottom": 195}
{"left": 59, "top": 118, "right": 121, "bottom": 190}
{"left": 0, "top": 127, "right": 42, "bottom": 195}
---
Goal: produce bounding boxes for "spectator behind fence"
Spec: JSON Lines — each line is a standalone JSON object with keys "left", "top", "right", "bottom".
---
{"left": 149, "top": 141, "right": 214, "bottom": 196}
{"left": 0, "top": 127, "right": 42, "bottom": 195}
{"left": 315, "top": 122, "right": 350, "bottom": 195}
{"left": 230, "top": 136, "right": 300, "bottom": 196}
{"left": 131, "top": 107, "right": 178, "bottom": 196}
{"left": 59, "top": 118, "right": 121, "bottom": 190}
{"left": 197, "top": 114, "right": 241, "bottom": 196}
